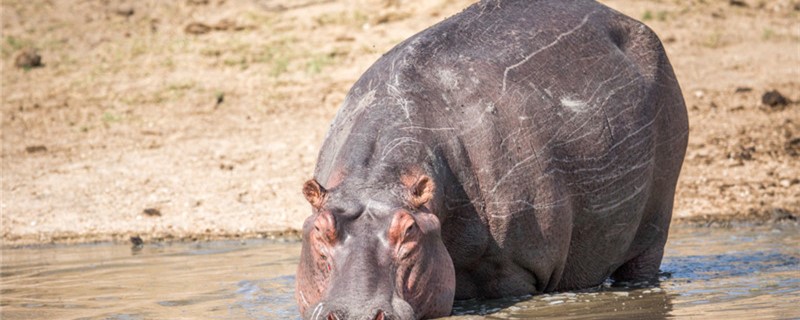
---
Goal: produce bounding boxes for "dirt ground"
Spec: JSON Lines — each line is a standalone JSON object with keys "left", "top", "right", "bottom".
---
{"left": 1, "top": 0, "right": 798, "bottom": 246}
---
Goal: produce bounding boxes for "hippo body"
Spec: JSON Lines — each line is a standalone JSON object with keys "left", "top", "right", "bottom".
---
{"left": 297, "top": 0, "right": 689, "bottom": 319}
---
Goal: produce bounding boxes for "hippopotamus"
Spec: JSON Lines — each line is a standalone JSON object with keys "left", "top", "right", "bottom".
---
{"left": 295, "top": 0, "right": 689, "bottom": 319}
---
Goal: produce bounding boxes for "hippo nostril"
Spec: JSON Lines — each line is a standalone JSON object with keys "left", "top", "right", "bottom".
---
{"left": 374, "top": 310, "right": 385, "bottom": 320}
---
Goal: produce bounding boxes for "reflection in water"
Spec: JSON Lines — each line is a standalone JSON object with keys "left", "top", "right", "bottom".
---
{"left": 448, "top": 285, "right": 674, "bottom": 319}
{"left": 1, "top": 225, "right": 798, "bottom": 319}
{"left": 231, "top": 276, "right": 299, "bottom": 319}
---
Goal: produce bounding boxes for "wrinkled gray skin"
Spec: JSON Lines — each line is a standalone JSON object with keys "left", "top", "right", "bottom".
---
{"left": 296, "top": 0, "right": 689, "bottom": 319}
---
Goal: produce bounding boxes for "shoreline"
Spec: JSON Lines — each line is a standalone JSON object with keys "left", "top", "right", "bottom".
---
{"left": 3, "top": 214, "right": 797, "bottom": 249}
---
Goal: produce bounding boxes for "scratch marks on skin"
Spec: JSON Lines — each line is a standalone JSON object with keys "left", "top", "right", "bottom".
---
{"left": 560, "top": 96, "right": 588, "bottom": 113}
{"left": 337, "top": 89, "right": 377, "bottom": 127}
{"left": 607, "top": 106, "right": 662, "bottom": 151}
{"left": 387, "top": 75, "right": 413, "bottom": 121}
{"left": 437, "top": 68, "right": 460, "bottom": 91}
{"left": 555, "top": 78, "right": 640, "bottom": 145}
{"left": 502, "top": 10, "right": 597, "bottom": 92}
{"left": 356, "top": 89, "right": 377, "bottom": 114}
{"left": 299, "top": 291, "right": 309, "bottom": 308}
{"left": 311, "top": 302, "right": 325, "bottom": 320}
{"left": 587, "top": 180, "right": 648, "bottom": 213}
{"left": 401, "top": 126, "right": 456, "bottom": 132}
{"left": 488, "top": 198, "right": 569, "bottom": 219}
{"left": 381, "top": 137, "right": 422, "bottom": 161}
{"left": 489, "top": 148, "right": 541, "bottom": 195}
{"left": 364, "top": 199, "right": 393, "bottom": 221}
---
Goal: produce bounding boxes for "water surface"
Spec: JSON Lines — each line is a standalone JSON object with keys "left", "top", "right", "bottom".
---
{"left": 2, "top": 225, "right": 798, "bottom": 319}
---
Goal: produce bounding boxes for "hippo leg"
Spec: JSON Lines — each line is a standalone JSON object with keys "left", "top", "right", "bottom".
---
{"left": 610, "top": 245, "right": 664, "bottom": 283}
{"left": 611, "top": 198, "right": 674, "bottom": 284}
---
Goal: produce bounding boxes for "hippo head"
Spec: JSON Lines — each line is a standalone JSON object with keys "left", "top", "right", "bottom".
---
{"left": 295, "top": 173, "right": 455, "bottom": 320}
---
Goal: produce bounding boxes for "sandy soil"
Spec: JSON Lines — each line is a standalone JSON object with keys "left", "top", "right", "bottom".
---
{"left": 1, "top": 0, "right": 798, "bottom": 246}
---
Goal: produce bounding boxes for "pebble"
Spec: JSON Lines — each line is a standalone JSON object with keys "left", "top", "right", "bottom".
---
{"left": 115, "top": 6, "right": 135, "bottom": 17}
{"left": 694, "top": 90, "right": 705, "bottom": 98}
{"left": 15, "top": 49, "right": 42, "bottom": 69}
{"left": 185, "top": 22, "right": 211, "bottom": 35}
{"left": 762, "top": 90, "right": 788, "bottom": 107}
{"left": 142, "top": 208, "right": 162, "bottom": 217}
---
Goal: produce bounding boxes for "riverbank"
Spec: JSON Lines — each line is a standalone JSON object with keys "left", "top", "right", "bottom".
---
{"left": 2, "top": 0, "right": 798, "bottom": 247}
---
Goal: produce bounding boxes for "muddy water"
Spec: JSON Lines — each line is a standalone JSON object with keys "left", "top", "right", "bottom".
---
{"left": 2, "top": 225, "right": 798, "bottom": 319}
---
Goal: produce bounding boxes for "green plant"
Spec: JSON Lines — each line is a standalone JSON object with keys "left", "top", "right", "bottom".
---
{"left": 703, "top": 32, "right": 724, "bottom": 48}
{"left": 2, "top": 36, "right": 29, "bottom": 58}
{"left": 656, "top": 10, "right": 668, "bottom": 21}
{"left": 315, "top": 10, "right": 368, "bottom": 27}
{"left": 102, "top": 112, "right": 121, "bottom": 123}
{"left": 271, "top": 56, "right": 289, "bottom": 77}
{"left": 642, "top": 10, "right": 654, "bottom": 21}
{"left": 642, "top": 10, "right": 668, "bottom": 21}
{"left": 306, "top": 54, "right": 333, "bottom": 74}
{"left": 762, "top": 28, "right": 775, "bottom": 41}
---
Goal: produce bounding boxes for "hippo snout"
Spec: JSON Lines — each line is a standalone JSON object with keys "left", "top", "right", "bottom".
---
{"left": 306, "top": 299, "right": 414, "bottom": 320}
{"left": 317, "top": 307, "right": 385, "bottom": 320}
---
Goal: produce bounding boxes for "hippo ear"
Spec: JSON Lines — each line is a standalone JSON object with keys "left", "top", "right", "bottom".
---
{"left": 409, "top": 175, "right": 435, "bottom": 208}
{"left": 302, "top": 179, "right": 327, "bottom": 210}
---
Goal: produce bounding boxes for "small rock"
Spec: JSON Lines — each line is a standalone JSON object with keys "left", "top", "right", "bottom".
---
{"left": 187, "top": 0, "right": 209, "bottom": 5}
{"left": 762, "top": 90, "right": 788, "bottom": 107}
{"left": 335, "top": 35, "right": 356, "bottom": 42}
{"left": 732, "top": 145, "right": 755, "bottom": 161}
{"left": 729, "top": 0, "right": 748, "bottom": 7}
{"left": 612, "top": 291, "right": 630, "bottom": 297}
{"left": 130, "top": 235, "right": 144, "bottom": 248}
{"left": 142, "top": 208, "right": 162, "bottom": 217}
{"left": 25, "top": 145, "right": 47, "bottom": 153}
{"left": 115, "top": 6, "right": 134, "bottom": 17}
{"left": 212, "top": 19, "right": 237, "bottom": 31}
{"left": 771, "top": 208, "right": 797, "bottom": 222}
{"left": 14, "top": 49, "right": 42, "bottom": 69}
{"left": 780, "top": 179, "right": 791, "bottom": 187}
{"left": 734, "top": 86, "right": 753, "bottom": 93}
{"left": 185, "top": 22, "right": 211, "bottom": 35}
{"left": 786, "top": 137, "right": 800, "bottom": 156}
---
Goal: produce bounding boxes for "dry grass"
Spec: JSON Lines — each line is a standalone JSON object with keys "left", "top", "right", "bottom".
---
{"left": 1, "top": 0, "right": 799, "bottom": 245}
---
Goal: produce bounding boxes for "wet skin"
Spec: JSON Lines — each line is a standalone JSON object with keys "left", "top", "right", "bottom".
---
{"left": 295, "top": 0, "right": 689, "bottom": 319}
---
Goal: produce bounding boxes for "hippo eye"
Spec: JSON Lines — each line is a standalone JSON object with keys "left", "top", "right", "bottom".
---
{"left": 404, "top": 224, "right": 416, "bottom": 238}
